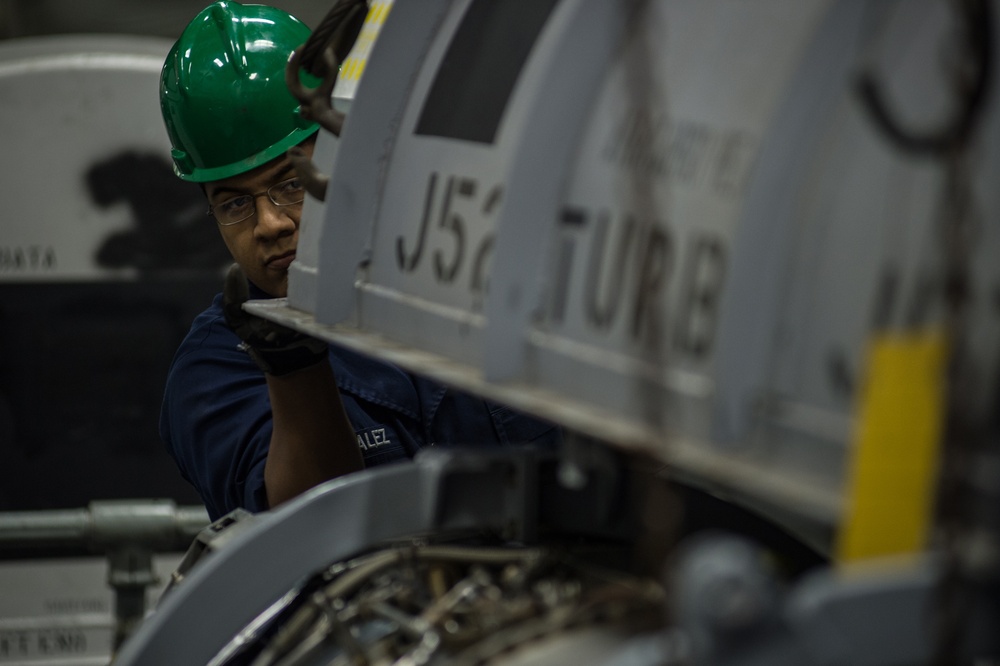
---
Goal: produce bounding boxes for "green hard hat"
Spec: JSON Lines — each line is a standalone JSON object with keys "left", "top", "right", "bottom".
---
{"left": 160, "top": 1, "right": 320, "bottom": 182}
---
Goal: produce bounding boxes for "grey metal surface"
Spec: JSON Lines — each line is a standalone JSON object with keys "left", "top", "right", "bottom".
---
{"left": 669, "top": 537, "right": 1000, "bottom": 666}
{"left": 293, "top": 0, "right": 454, "bottom": 320}
{"left": 0, "top": 501, "right": 208, "bottom": 551}
{"left": 482, "top": 0, "right": 634, "bottom": 381}
{"left": 262, "top": 0, "right": 1000, "bottom": 534}
{"left": 113, "top": 449, "right": 560, "bottom": 666}
{"left": 247, "top": 297, "right": 844, "bottom": 524}
{"left": 260, "top": 0, "right": 876, "bottom": 525}
{"left": 710, "top": 0, "right": 869, "bottom": 445}
{"left": 788, "top": 561, "right": 939, "bottom": 666}
{"left": 120, "top": 1, "right": 1000, "bottom": 662}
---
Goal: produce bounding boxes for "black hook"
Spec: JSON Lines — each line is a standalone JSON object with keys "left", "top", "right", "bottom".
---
{"left": 857, "top": 0, "right": 993, "bottom": 156}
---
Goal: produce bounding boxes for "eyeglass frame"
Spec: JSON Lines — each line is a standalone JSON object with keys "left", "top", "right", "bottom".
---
{"left": 205, "top": 176, "right": 306, "bottom": 226}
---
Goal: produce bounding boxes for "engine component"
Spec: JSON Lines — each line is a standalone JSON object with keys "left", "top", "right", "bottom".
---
{"left": 218, "top": 542, "right": 666, "bottom": 666}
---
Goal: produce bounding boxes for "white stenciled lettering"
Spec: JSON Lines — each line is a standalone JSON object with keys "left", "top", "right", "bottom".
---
{"left": 356, "top": 427, "right": 392, "bottom": 451}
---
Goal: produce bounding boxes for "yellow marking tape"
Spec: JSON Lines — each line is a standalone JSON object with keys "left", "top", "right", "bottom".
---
{"left": 338, "top": 1, "right": 392, "bottom": 83}
{"left": 837, "top": 330, "right": 947, "bottom": 562}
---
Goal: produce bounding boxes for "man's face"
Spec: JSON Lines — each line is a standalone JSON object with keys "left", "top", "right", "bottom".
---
{"left": 204, "top": 141, "right": 314, "bottom": 297}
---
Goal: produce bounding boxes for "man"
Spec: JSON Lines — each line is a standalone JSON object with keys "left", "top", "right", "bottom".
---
{"left": 158, "top": 1, "right": 559, "bottom": 521}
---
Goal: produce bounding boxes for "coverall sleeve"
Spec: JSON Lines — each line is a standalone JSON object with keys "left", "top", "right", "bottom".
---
{"left": 159, "top": 313, "right": 273, "bottom": 520}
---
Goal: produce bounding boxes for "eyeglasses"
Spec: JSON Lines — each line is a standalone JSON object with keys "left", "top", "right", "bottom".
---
{"left": 206, "top": 177, "right": 306, "bottom": 226}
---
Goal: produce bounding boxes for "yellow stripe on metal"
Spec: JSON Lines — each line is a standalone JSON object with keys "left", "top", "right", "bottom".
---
{"left": 836, "top": 330, "right": 947, "bottom": 562}
{"left": 342, "top": 59, "right": 358, "bottom": 81}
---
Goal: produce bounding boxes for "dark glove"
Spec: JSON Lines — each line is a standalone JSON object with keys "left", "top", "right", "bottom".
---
{"left": 223, "top": 263, "right": 329, "bottom": 376}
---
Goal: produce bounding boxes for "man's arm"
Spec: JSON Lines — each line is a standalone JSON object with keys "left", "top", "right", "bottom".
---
{"left": 264, "top": 361, "right": 364, "bottom": 509}
{"left": 223, "top": 263, "right": 364, "bottom": 510}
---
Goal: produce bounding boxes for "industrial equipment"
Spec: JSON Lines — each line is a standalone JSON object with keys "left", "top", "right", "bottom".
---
{"left": 116, "top": 0, "right": 1000, "bottom": 664}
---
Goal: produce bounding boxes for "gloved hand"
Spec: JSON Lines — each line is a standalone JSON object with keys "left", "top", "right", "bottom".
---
{"left": 223, "top": 263, "right": 329, "bottom": 376}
